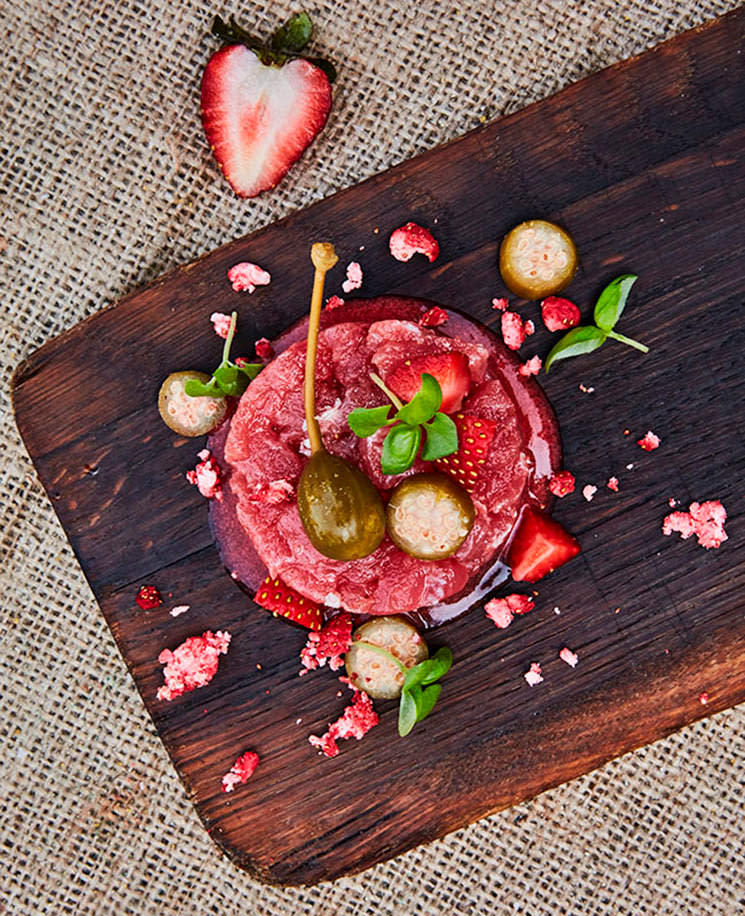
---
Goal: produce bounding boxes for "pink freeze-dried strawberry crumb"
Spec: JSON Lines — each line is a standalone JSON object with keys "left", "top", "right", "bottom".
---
{"left": 541, "top": 296, "right": 581, "bottom": 332}
{"left": 485, "top": 593, "right": 535, "bottom": 630}
{"left": 157, "top": 630, "right": 231, "bottom": 701}
{"left": 221, "top": 750, "right": 259, "bottom": 792}
{"left": 227, "top": 262, "right": 271, "bottom": 293}
{"left": 247, "top": 478, "right": 294, "bottom": 505}
{"left": 234, "top": 356, "right": 250, "bottom": 367}
{"left": 582, "top": 484, "right": 597, "bottom": 502}
{"left": 662, "top": 500, "right": 727, "bottom": 549}
{"left": 491, "top": 297, "right": 509, "bottom": 311}
{"left": 341, "top": 261, "right": 363, "bottom": 293}
{"left": 501, "top": 311, "right": 532, "bottom": 350}
{"left": 309, "top": 686, "right": 379, "bottom": 757}
{"left": 607, "top": 476, "right": 620, "bottom": 492}
{"left": 325, "top": 295, "right": 345, "bottom": 310}
{"left": 210, "top": 312, "right": 232, "bottom": 339}
{"left": 637, "top": 430, "right": 661, "bottom": 451}
{"left": 699, "top": 692, "right": 709, "bottom": 705}
{"left": 186, "top": 451, "right": 223, "bottom": 500}
{"left": 524, "top": 662, "right": 543, "bottom": 687}
{"left": 255, "top": 337, "right": 274, "bottom": 360}
{"left": 559, "top": 646, "right": 579, "bottom": 668}
{"left": 136, "top": 585, "right": 162, "bottom": 610}
{"left": 549, "top": 470, "right": 575, "bottom": 498}
{"left": 419, "top": 306, "right": 448, "bottom": 328}
{"left": 519, "top": 355, "right": 542, "bottom": 377}
{"left": 300, "top": 614, "right": 353, "bottom": 673}
{"left": 389, "top": 222, "right": 440, "bottom": 263}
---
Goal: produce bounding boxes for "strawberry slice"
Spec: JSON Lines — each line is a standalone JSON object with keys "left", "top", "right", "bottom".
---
{"left": 435, "top": 413, "right": 497, "bottom": 492}
{"left": 387, "top": 352, "right": 471, "bottom": 414}
{"left": 254, "top": 575, "right": 323, "bottom": 630}
{"left": 201, "top": 15, "right": 334, "bottom": 199}
{"left": 507, "top": 508, "right": 580, "bottom": 583}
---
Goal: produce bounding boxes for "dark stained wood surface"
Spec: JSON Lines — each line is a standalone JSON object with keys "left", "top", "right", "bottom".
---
{"left": 11, "top": 9, "right": 745, "bottom": 885}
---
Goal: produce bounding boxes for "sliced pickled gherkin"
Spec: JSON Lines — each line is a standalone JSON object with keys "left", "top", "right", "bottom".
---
{"left": 499, "top": 219, "right": 578, "bottom": 300}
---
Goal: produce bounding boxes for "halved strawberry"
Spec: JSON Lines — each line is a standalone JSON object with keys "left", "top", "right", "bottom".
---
{"left": 254, "top": 575, "right": 323, "bottom": 630}
{"left": 201, "top": 15, "right": 334, "bottom": 199}
{"left": 435, "top": 413, "right": 497, "bottom": 492}
{"left": 387, "top": 352, "right": 471, "bottom": 414}
{"left": 507, "top": 508, "right": 580, "bottom": 583}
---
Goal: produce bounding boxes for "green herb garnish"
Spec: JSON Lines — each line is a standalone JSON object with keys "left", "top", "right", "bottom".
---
{"left": 353, "top": 642, "right": 453, "bottom": 737}
{"left": 348, "top": 373, "right": 458, "bottom": 475}
{"left": 545, "top": 274, "right": 649, "bottom": 372}
{"left": 184, "top": 311, "right": 263, "bottom": 398}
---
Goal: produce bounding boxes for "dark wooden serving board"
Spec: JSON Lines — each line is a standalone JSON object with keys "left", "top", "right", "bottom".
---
{"left": 12, "top": 9, "right": 745, "bottom": 885}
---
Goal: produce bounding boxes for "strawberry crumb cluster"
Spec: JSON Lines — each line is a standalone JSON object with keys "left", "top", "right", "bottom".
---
{"left": 484, "top": 593, "right": 535, "bottom": 629}
{"left": 300, "top": 614, "right": 353, "bottom": 674}
{"left": 227, "top": 262, "right": 271, "bottom": 293}
{"left": 541, "top": 296, "right": 580, "bottom": 332}
{"left": 255, "top": 338, "right": 274, "bottom": 360}
{"left": 501, "top": 311, "right": 534, "bottom": 350}
{"left": 210, "top": 312, "right": 232, "bottom": 339}
{"left": 606, "top": 476, "right": 619, "bottom": 492}
{"left": 221, "top": 750, "right": 259, "bottom": 792}
{"left": 518, "top": 355, "right": 542, "bottom": 377}
{"left": 156, "top": 631, "right": 231, "bottom": 701}
{"left": 419, "top": 306, "right": 448, "bottom": 328}
{"left": 582, "top": 484, "right": 597, "bottom": 502}
{"left": 662, "top": 500, "right": 727, "bottom": 549}
{"left": 341, "top": 261, "right": 363, "bottom": 293}
{"left": 186, "top": 449, "right": 223, "bottom": 500}
{"left": 549, "top": 470, "right": 575, "bottom": 498}
{"left": 491, "top": 297, "right": 509, "bottom": 311}
{"left": 524, "top": 662, "right": 543, "bottom": 686}
{"left": 309, "top": 683, "right": 379, "bottom": 757}
{"left": 637, "top": 430, "right": 661, "bottom": 451}
{"left": 559, "top": 646, "right": 579, "bottom": 668}
{"left": 136, "top": 585, "right": 162, "bottom": 610}
{"left": 325, "top": 295, "right": 345, "bottom": 310}
{"left": 388, "top": 222, "right": 439, "bottom": 263}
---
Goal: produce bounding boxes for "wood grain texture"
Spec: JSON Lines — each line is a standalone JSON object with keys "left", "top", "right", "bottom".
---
{"left": 11, "top": 9, "right": 745, "bottom": 885}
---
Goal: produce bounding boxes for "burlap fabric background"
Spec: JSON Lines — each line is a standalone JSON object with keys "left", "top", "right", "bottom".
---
{"left": 2, "top": 1, "right": 744, "bottom": 912}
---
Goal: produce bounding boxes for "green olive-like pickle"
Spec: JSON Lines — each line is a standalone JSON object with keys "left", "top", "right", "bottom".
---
{"left": 386, "top": 472, "right": 474, "bottom": 561}
{"left": 158, "top": 371, "right": 227, "bottom": 436}
{"left": 297, "top": 450, "right": 386, "bottom": 561}
{"left": 499, "top": 219, "right": 578, "bottom": 300}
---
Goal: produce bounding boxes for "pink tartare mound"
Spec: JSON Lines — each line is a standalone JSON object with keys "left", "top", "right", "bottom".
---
{"left": 156, "top": 631, "right": 231, "bottom": 701}
{"left": 389, "top": 222, "right": 440, "bottom": 263}
{"left": 309, "top": 688, "right": 379, "bottom": 757}
{"left": 227, "top": 262, "right": 271, "bottom": 293}
{"left": 222, "top": 750, "right": 259, "bottom": 792}
{"left": 214, "top": 297, "right": 560, "bottom": 616}
{"left": 662, "top": 500, "right": 727, "bottom": 549}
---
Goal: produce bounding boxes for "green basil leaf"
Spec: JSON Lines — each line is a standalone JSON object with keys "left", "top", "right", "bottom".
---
{"left": 544, "top": 325, "right": 607, "bottom": 372}
{"left": 348, "top": 405, "right": 393, "bottom": 438}
{"left": 398, "top": 689, "right": 418, "bottom": 737}
{"left": 184, "top": 378, "right": 219, "bottom": 398}
{"left": 395, "top": 373, "right": 442, "bottom": 426}
{"left": 270, "top": 11, "right": 312, "bottom": 52}
{"left": 421, "top": 412, "right": 458, "bottom": 461}
{"left": 236, "top": 362, "right": 263, "bottom": 381}
{"left": 302, "top": 56, "right": 337, "bottom": 83}
{"left": 381, "top": 424, "right": 421, "bottom": 475}
{"left": 415, "top": 684, "right": 442, "bottom": 722}
{"left": 403, "top": 661, "right": 433, "bottom": 692}
{"left": 420, "top": 646, "right": 453, "bottom": 684}
{"left": 593, "top": 274, "right": 638, "bottom": 331}
{"left": 213, "top": 363, "right": 239, "bottom": 387}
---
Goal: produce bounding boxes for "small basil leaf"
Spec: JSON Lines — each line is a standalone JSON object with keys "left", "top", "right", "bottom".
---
{"left": 395, "top": 374, "right": 441, "bottom": 426}
{"left": 420, "top": 646, "right": 453, "bottom": 684}
{"left": 421, "top": 412, "right": 458, "bottom": 461}
{"left": 271, "top": 11, "right": 312, "bottom": 52}
{"left": 381, "top": 424, "right": 421, "bottom": 475}
{"left": 415, "top": 684, "right": 442, "bottom": 722}
{"left": 398, "top": 690, "right": 418, "bottom": 737}
{"left": 236, "top": 362, "right": 263, "bottom": 381}
{"left": 403, "top": 661, "right": 433, "bottom": 692}
{"left": 213, "top": 363, "right": 239, "bottom": 388}
{"left": 544, "top": 325, "right": 607, "bottom": 372}
{"left": 348, "top": 405, "right": 393, "bottom": 438}
{"left": 184, "top": 378, "right": 219, "bottom": 398}
{"left": 302, "top": 56, "right": 337, "bottom": 83}
{"left": 593, "top": 274, "right": 637, "bottom": 331}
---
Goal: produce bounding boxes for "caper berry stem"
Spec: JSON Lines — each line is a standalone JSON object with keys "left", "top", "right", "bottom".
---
{"left": 304, "top": 243, "right": 339, "bottom": 454}
{"left": 353, "top": 640, "right": 409, "bottom": 675}
{"left": 222, "top": 311, "right": 238, "bottom": 363}
{"left": 607, "top": 329, "right": 649, "bottom": 353}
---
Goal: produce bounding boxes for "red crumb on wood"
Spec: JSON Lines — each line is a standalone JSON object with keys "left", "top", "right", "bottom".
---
{"left": 549, "top": 470, "right": 575, "bottom": 498}
{"left": 300, "top": 614, "right": 353, "bottom": 673}
{"left": 637, "top": 430, "right": 661, "bottom": 451}
{"left": 524, "top": 662, "right": 543, "bottom": 686}
{"left": 342, "top": 262, "right": 363, "bottom": 293}
{"left": 389, "top": 222, "right": 440, "bottom": 263}
{"left": 157, "top": 631, "right": 231, "bottom": 701}
{"left": 484, "top": 593, "right": 535, "bottom": 629}
{"left": 541, "top": 296, "right": 581, "bottom": 332}
{"left": 606, "top": 476, "right": 619, "bottom": 492}
{"left": 501, "top": 311, "right": 532, "bottom": 350}
{"left": 309, "top": 687, "right": 379, "bottom": 757}
{"left": 519, "top": 355, "right": 542, "bottom": 376}
{"left": 227, "top": 262, "right": 271, "bottom": 293}
{"left": 559, "top": 646, "right": 579, "bottom": 668}
{"left": 210, "top": 312, "right": 232, "bottom": 339}
{"left": 582, "top": 484, "right": 597, "bottom": 502}
{"left": 222, "top": 751, "right": 260, "bottom": 792}
{"left": 186, "top": 450, "right": 223, "bottom": 500}
{"left": 662, "top": 500, "right": 728, "bottom": 549}
{"left": 135, "top": 585, "right": 162, "bottom": 610}
{"left": 491, "top": 297, "right": 509, "bottom": 311}
{"left": 699, "top": 692, "right": 709, "bottom": 705}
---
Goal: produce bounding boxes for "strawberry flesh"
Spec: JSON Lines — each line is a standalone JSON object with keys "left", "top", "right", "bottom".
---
{"left": 507, "top": 508, "right": 580, "bottom": 583}
{"left": 435, "top": 413, "right": 497, "bottom": 492}
{"left": 254, "top": 574, "right": 323, "bottom": 630}
{"left": 201, "top": 45, "right": 332, "bottom": 198}
{"left": 386, "top": 352, "right": 471, "bottom": 414}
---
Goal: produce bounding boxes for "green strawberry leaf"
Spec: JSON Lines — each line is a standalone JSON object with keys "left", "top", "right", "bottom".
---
{"left": 593, "top": 274, "right": 637, "bottom": 331}
{"left": 421, "top": 412, "right": 458, "bottom": 461}
{"left": 395, "top": 373, "right": 441, "bottom": 426}
{"left": 271, "top": 12, "right": 312, "bottom": 52}
{"left": 381, "top": 424, "right": 421, "bottom": 475}
{"left": 348, "top": 404, "right": 394, "bottom": 438}
{"left": 544, "top": 325, "right": 607, "bottom": 372}
{"left": 398, "top": 689, "right": 418, "bottom": 737}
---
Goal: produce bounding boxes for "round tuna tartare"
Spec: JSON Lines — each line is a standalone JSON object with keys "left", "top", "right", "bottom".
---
{"left": 209, "top": 296, "right": 562, "bottom": 621}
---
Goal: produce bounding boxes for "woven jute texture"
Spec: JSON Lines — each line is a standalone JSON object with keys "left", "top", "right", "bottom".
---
{"left": 2, "top": 0, "right": 744, "bottom": 913}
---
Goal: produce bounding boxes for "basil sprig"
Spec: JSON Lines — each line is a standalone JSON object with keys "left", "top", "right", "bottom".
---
{"left": 353, "top": 642, "right": 453, "bottom": 737}
{"left": 184, "top": 311, "right": 263, "bottom": 398}
{"left": 545, "top": 274, "right": 649, "bottom": 372}
{"left": 348, "top": 373, "right": 458, "bottom": 475}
